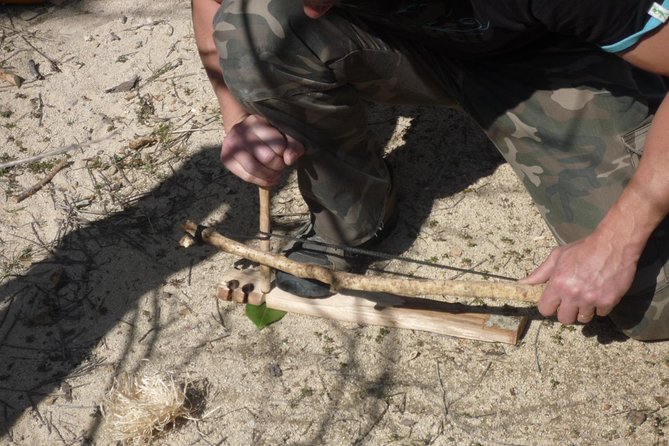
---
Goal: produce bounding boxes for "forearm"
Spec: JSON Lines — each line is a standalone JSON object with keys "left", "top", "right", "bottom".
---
{"left": 593, "top": 94, "right": 669, "bottom": 256}
{"left": 192, "top": 0, "right": 249, "bottom": 132}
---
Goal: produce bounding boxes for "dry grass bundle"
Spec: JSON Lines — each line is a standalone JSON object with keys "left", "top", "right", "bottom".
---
{"left": 102, "top": 372, "right": 202, "bottom": 444}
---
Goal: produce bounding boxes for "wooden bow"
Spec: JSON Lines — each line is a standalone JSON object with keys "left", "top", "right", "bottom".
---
{"left": 180, "top": 221, "right": 543, "bottom": 304}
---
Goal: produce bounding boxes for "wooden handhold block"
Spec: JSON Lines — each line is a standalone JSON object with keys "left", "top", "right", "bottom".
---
{"left": 218, "top": 270, "right": 528, "bottom": 345}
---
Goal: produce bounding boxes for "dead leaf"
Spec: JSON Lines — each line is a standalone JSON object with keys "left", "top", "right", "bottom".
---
{"left": 104, "top": 75, "right": 140, "bottom": 93}
{"left": 128, "top": 136, "right": 157, "bottom": 151}
{"left": 0, "top": 68, "right": 25, "bottom": 88}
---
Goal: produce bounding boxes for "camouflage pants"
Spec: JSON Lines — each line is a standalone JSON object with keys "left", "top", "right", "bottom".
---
{"left": 213, "top": 0, "right": 669, "bottom": 340}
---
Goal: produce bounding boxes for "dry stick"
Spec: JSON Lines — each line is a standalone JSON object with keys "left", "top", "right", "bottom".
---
{"left": 36, "top": 92, "right": 44, "bottom": 126}
{"left": 15, "top": 158, "right": 70, "bottom": 203}
{"left": 181, "top": 221, "right": 544, "bottom": 304}
{"left": 20, "top": 35, "right": 61, "bottom": 72}
{"left": 144, "top": 58, "right": 183, "bottom": 84}
{"left": 0, "top": 133, "right": 119, "bottom": 170}
{"left": 258, "top": 187, "right": 272, "bottom": 294}
{"left": 0, "top": 144, "right": 77, "bottom": 170}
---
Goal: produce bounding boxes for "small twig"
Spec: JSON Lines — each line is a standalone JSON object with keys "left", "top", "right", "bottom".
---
{"left": 29, "top": 358, "right": 108, "bottom": 393}
{"left": 436, "top": 362, "right": 450, "bottom": 419}
{"left": 0, "top": 397, "right": 16, "bottom": 415}
{"left": 144, "top": 59, "right": 183, "bottom": 84}
{"left": 0, "top": 289, "right": 20, "bottom": 334}
{"left": 0, "top": 290, "right": 23, "bottom": 349}
{"left": 452, "top": 362, "right": 492, "bottom": 408}
{"left": 36, "top": 92, "right": 44, "bottom": 126}
{"left": 138, "top": 327, "right": 156, "bottom": 344}
{"left": 48, "top": 412, "right": 67, "bottom": 445}
{"left": 170, "top": 79, "right": 189, "bottom": 107}
{"left": 534, "top": 322, "right": 543, "bottom": 373}
{"left": 20, "top": 35, "right": 60, "bottom": 72}
{"left": 195, "top": 422, "right": 216, "bottom": 446}
{"left": 55, "top": 323, "right": 71, "bottom": 363}
{"left": 168, "top": 127, "right": 218, "bottom": 134}
{"left": 192, "top": 334, "right": 230, "bottom": 349}
{"left": 26, "top": 393, "right": 47, "bottom": 428}
{"left": 124, "top": 20, "right": 167, "bottom": 31}
{"left": 318, "top": 370, "right": 333, "bottom": 401}
{"left": 353, "top": 399, "right": 389, "bottom": 446}
{"left": 213, "top": 297, "right": 225, "bottom": 328}
{"left": 15, "top": 158, "right": 70, "bottom": 203}
{"left": 30, "top": 221, "right": 55, "bottom": 255}
{"left": 0, "top": 141, "right": 84, "bottom": 170}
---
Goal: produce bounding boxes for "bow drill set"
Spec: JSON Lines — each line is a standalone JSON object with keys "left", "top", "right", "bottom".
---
{"left": 180, "top": 188, "right": 543, "bottom": 344}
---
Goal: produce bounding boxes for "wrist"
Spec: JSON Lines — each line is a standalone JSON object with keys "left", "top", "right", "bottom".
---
{"left": 222, "top": 109, "right": 250, "bottom": 134}
{"left": 592, "top": 188, "right": 662, "bottom": 259}
{"left": 216, "top": 90, "right": 250, "bottom": 133}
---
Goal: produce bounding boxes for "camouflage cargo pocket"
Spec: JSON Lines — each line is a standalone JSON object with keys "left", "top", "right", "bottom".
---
{"left": 620, "top": 116, "right": 653, "bottom": 167}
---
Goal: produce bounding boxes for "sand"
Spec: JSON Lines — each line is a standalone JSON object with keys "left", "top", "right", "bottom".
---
{"left": 0, "top": 1, "right": 667, "bottom": 445}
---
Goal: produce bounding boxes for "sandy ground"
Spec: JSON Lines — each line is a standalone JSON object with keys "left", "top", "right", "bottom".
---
{"left": 0, "top": 1, "right": 668, "bottom": 445}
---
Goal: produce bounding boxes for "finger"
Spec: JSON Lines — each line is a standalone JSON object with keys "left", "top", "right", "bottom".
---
{"left": 230, "top": 124, "right": 287, "bottom": 172}
{"left": 576, "top": 309, "right": 596, "bottom": 324}
{"left": 283, "top": 135, "right": 305, "bottom": 166}
{"left": 537, "top": 285, "right": 561, "bottom": 317}
{"left": 247, "top": 140, "right": 286, "bottom": 172}
{"left": 596, "top": 303, "right": 615, "bottom": 317}
{"left": 557, "top": 301, "right": 579, "bottom": 325}
{"left": 519, "top": 250, "right": 559, "bottom": 285}
{"left": 224, "top": 157, "right": 277, "bottom": 188}
{"left": 222, "top": 133, "right": 283, "bottom": 181}
{"left": 248, "top": 120, "right": 289, "bottom": 157}
{"left": 231, "top": 150, "right": 280, "bottom": 184}
{"left": 221, "top": 140, "right": 281, "bottom": 184}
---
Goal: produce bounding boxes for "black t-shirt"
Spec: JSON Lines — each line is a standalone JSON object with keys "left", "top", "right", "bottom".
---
{"left": 336, "top": 0, "right": 658, "bottom": 55}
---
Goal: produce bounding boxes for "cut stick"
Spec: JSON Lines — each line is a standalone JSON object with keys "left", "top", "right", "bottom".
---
{"left": 181, "top": 221, "right": 543, "bottom": 304}
{"left": 218, "top": 269, "right": 528, "bottom": 344}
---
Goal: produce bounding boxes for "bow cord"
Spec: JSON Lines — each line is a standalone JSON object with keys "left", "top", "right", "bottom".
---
{"left": 227, "top": 230, "right": 518, "bottom": 282}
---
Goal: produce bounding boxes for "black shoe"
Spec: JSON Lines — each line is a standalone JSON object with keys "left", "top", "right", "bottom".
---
{"left": 276, "top": 210, "right": 398, "bottom": 298}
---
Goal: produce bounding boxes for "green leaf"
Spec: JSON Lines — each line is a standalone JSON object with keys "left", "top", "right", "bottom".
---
{"left": 245, "top": 303, "right": 286, "bottom": 329}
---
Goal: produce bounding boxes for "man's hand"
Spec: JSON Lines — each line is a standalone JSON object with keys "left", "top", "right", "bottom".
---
{"left": 194, "top": 0, "right": 306, "bottom": 187}
{"left": 521, "top": 230, "right": 640, "bottom": 324}
{"left": 522, "top": 20, "right": 669, "bottom": 326}
{"left": 221, "top": 115, "right": 305, "bottom": 187}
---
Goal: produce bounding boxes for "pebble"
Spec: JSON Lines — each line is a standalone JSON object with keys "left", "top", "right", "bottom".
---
{"left": 268, "top": 362, "right": 282, "bottom": 378}
{"left": 626, "top": 410, "right": 647, "bottom": 426}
